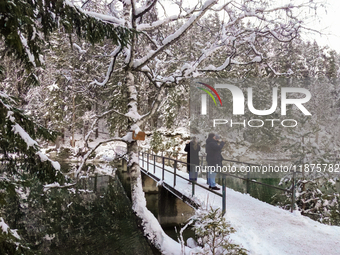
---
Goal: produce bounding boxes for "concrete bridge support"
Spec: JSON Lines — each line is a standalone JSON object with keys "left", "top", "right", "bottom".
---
{"left": 142, "top": 173, "right": 158, "bottom": 193}
{"left": 157, "top": 186, "right": 194, "bottom": 226}
{"left": 117, "top": 161, "right": 194, "bottom": 226}
{"left": 115, "top": 158, "right": 127, "bottom": 172}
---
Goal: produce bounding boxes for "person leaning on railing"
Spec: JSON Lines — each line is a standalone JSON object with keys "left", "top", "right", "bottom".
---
{"left": 206, "top": 133, "right": 226, "bottom": 190}
{"left": 184, "top": 137, "right": 201, "bottom": 183}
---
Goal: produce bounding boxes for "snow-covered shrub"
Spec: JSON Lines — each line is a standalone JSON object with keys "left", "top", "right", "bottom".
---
{"left": 164, "top": 137, "right": 180, "bottom": 160}
{"left": 295, "top": 177, "right": 338, "bottom": 223}
{"left": 329, "top": 194, "right": 340, "bottom": 225}
{"left": 191, "top": 207, "right": 247, "bottom": 255}
{"left": 150, "top": 131, "right": 163, "bottom": 155}
{"left": 0, "top": 92, "right": 67, "bottom": 252}
{"left": 0, "top": 217, "right": 30, "bottom": 255}
{"left": 277, "top": 110, "right": 340, "bottom": 225}
{"left": 278, "top": 173, "right": 339, "bottom": 225}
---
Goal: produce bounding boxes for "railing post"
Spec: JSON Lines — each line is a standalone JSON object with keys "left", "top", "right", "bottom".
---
{"left": 162, "top": 156, "right": 165, "bottom": 181}
{"left": 291, "top": 170, "right": 296, "bottom": 213}
{"left": 173, "top": 160, "right": 177, "bottom": 187}
{"left": 142, "top": 152, "right": 144, "bottom": 168}
{"left": 246, "top": 167, "right": 250, "bottom": 194}
{"left": 153, "top": 155, "right": 156, "bottom": 174}
{"left": 94, "top": 173, "right": 97, "bottom": 193}
{"left": 222, "top": 176, "right": 226, "bottom": 216}
{"left": 147, "top": 152, "right": 149, "bottom": 172}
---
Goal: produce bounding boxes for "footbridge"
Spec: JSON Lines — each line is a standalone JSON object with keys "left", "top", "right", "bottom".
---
{"left": 138, "top": 150, "right": 297, "bottom": 215}
{"left": 114, "top": 147, "right": 340, "bottom": 255}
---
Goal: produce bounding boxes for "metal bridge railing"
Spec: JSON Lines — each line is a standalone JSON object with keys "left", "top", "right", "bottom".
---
{"left": 139, "top": 148, "right": 299, "bottom": 214}
{"left": 139, "top": 150, "right": 227, "bottom": 215}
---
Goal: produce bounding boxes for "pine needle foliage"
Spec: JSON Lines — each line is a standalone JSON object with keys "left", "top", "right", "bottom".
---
{"left": 0, "top": 0, "right": 134, "bottom": 72}
{"left": 192, "top": 208, "right": 248, "bottom": 255}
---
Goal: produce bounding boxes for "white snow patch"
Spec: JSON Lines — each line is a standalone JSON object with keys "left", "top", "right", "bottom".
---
{"left": 43, "top": 234, "right": 55, "bottom": 241}
{"left": 18, "top": 31, "right": 36, "bottom": 67}
{"left": 12, "top": 124, "right": 38, "bottom": 148}
{"left": 83, "top": 11, "right": 125, "bottom": 25}
{"left": 122, "top": 132, "right": 134, "bottom": 143}
{"left": 10, "top": 229, "right": 21, "bottom": 240}
{"left": 125, "top": 102, "right": 142, "bottom": 121}
{"left": 37, "top": 151, "right": 61, "bottom": 171}
{"left": 252, "top": 56, "right": 261, "bottom": 62}
{"left": 73, "top": 43, "right": 86, "bottom": 53}
{"left": 47, "top": 83, "right": 59, "bottom": 91}
{"left": 6, "top": 111, "right": 15, "bottom": 122}
{"left": 0, "top": 218, "right": 21, "bottom": 240}
{"left": 0, "top": 218, "right": 9, "bottom": 234}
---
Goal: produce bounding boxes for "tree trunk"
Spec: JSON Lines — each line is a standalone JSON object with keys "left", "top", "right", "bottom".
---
{"left": 71, "top": 95, "right": 75, "bottom": 147}
{"left": 302, "top": 136, "right": 306, "bottom": 212}
{"left": 125, "top": 70, "right": 142, "bottom": 204}
{"left": 95, "top": 102, "right": 99, "bottom": 139}
{"left": 124, "top": 69, "right": 167, "bottom": 252}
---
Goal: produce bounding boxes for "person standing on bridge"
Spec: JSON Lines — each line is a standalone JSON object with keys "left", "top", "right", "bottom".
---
{"left": 184, "top": 137, "right": 201, "bottom": 182}
{"left": 206, "top": 133, "right": 225, "bottom": 190}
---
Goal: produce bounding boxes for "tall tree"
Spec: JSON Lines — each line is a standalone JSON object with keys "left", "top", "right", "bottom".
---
{"left": 1, "top": 0, "right": 329, "bottom": 251}
{"left": 69, "top": 0, "right": 323, "bottom": 251}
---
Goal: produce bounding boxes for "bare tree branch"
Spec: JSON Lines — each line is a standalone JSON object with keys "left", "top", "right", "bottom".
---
{"left": 134, "top": 0, "right": 158, "bottom": 19}
{"left": 74, "top": 137, "right": 127, "bottom": 177}
{"left": 133, "top": 0, "right": 217, "bottom": 70}
{"left": 90, "top": 46, "right": 122, "bottom": 86}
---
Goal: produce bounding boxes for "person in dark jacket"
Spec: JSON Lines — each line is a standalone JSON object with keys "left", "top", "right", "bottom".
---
{"left": 205, "top": 133, "right": 225, "bottom": 190}
{"left": 184, "top": 137, "right": 200, "bottom": 182}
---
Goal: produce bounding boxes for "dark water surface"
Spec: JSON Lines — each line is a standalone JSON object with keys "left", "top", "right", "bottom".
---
{"left": 17, "top": 164, "right": 157, "bottom": 255}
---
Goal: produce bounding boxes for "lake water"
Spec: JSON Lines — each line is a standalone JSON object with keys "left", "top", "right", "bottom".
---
{"left": 14, "top": 163, "right": 159, "bottom": 255}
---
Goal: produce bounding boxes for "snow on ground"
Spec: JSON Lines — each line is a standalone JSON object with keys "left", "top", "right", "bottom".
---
{"left": 94, "top": 163, "right": 116, "bottom": 176}
{"left": 86, "top": 135, "right": 127, "bottom": 160}
{"left": 140, "top": 158, "right": 340, "bottom": 255}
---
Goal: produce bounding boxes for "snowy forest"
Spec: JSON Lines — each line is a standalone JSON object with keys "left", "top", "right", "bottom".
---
{"left": 1, "top": 0, "right": 340, "bottom": 254}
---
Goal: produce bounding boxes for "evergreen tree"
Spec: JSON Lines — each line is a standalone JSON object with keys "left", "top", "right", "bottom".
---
{"left": 0, "top": 92, "right": 66, "bottom": 252}
{"left": 191, "top": 207, "right": 247, "bottom": 255}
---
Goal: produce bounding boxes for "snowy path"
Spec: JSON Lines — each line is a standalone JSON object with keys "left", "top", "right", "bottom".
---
{"left": 139, "top": 158, "right": 340, "bottom": 255}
